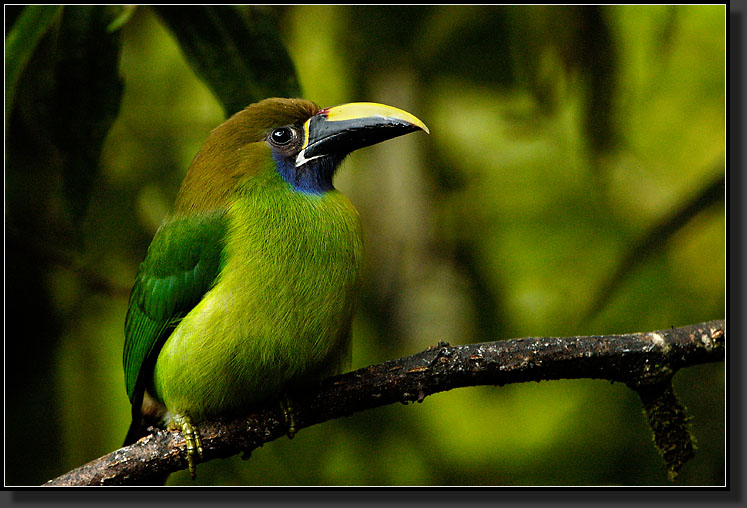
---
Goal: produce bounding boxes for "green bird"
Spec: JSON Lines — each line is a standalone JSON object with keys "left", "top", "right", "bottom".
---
{"left": 122, "top": 98, "right": 428, "bottom": 478}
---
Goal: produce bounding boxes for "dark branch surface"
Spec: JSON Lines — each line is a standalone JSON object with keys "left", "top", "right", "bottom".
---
{"left": 45, "top": 319, "right": 725, "bottom": 486}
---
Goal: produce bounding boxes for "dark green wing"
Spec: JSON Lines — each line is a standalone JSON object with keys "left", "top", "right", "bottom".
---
{"left": 123, "top": 211, "right": 227, "bottom": 403}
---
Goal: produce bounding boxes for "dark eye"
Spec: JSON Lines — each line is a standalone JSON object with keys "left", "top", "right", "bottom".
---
{"left": 269, "top": 127, "right": 294, "bottom": 146}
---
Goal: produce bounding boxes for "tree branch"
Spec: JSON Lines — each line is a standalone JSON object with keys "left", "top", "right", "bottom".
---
{"left": 45, "top": 319, "right": 725, "bottom": 486}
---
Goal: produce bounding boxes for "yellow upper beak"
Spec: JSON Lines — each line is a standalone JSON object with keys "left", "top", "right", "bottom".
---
{"left": 319, "top": 102, "right": 429, "bottom": 134}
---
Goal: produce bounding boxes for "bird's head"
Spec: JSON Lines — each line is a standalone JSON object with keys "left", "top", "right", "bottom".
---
{"left": 173, "top": 98, "right": 428, "bottom": 212}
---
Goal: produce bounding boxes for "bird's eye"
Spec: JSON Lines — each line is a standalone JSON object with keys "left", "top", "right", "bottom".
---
{"left": 269, "top": 127, "right": 294, "bottom": 146}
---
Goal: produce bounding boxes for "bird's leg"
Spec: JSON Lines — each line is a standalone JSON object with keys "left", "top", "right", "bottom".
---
{"left": 279, "top": 395, "right": 297, "bottom": 439}
{"left": 169, "top": 414, "right": 204, "bottom": 479}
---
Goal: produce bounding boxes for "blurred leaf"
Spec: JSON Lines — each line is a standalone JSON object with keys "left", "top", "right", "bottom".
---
{"left": 153, "top": 5, "right": 302, "bottom": 116}
{"left": 7, "top": 5, "right": 125, "bottom": 225}
{"left": 106, "top": 5, "right": 138, "bottom": 33}
{"left": 5, "top": 5, "right": 63, "bottom": 125}
{"left": 52, "top": 6, "right": 125, "bottom": 222}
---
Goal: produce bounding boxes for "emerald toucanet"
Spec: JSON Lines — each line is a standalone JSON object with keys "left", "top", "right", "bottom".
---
{"left": 122, "top": 98, "right": 428, "bottom": 476}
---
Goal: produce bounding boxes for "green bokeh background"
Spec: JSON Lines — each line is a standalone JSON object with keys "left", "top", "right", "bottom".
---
{"left": 5, "top": 5, "right": 725, "bottom": 486}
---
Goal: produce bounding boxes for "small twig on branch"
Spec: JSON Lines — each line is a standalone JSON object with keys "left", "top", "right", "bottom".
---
{"left": 45, "top": 319, "right": 725, "bottom": 486}
{"left": 582, "top": 170, "right": 725, "bottom": 321}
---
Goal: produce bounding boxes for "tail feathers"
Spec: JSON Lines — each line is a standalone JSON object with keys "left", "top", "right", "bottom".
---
{"left": 123, "top": 418, "right": 149, "bottom": 448}
{"left": 123, "top": 418, "right": 171, "bottom": 485}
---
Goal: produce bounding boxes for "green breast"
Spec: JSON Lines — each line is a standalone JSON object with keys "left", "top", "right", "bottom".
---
{"left": 152, "top": 173, "right": 363, "bottom": 421}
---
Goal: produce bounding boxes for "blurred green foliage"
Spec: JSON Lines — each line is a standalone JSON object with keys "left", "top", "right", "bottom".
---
{"left": 5, "top": 5, "right": 724, "bottom": 486}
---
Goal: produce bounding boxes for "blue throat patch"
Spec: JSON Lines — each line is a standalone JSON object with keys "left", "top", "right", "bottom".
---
{"left": 272, "top": 151, "right": 342, "bottom": 195}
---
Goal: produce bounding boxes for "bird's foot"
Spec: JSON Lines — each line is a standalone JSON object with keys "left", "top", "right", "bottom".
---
{"left": 169, "top": 414, "right": 204, "bottom": 479}
{"left": 279, "top": 395, "right": 297, "bottom": 439}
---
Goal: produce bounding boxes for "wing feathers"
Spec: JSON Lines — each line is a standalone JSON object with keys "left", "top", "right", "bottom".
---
{"left": 123, "top": 212, "right": 227, "bottom": 402}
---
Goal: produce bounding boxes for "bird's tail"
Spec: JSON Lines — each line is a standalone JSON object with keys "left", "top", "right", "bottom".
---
{"left": 123, "top": 418, "right": 148, "bottom": 448}
{"left": 123, "top": 417, "right": 171, "bottom": 485}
